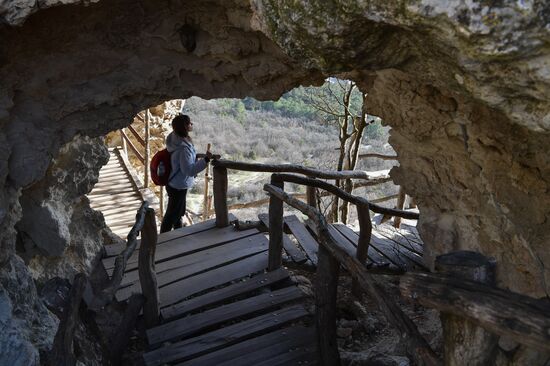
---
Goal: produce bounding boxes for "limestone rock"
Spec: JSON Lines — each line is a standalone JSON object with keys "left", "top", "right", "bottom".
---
{"left": 16, "top": 135, "right": 109, "bottom": 282}
{"left": 0, "top": 255, "right": 58, "bottom": 360}
{"left": 0, "top": 0, "right": 549, "bottom": 363}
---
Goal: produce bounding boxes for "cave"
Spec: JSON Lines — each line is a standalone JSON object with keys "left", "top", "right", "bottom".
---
{"left": 1, "top": 0, "right": 549, "bottom": 365}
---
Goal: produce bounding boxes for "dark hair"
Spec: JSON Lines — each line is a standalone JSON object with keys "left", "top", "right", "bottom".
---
{"left": 172, "top": 114, "right": 191, "bottom": 138}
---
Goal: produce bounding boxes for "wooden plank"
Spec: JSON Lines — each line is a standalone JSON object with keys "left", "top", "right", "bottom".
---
{"left": 144, "top": 305, "right": 308, "bottom": 366}
{"left": 147, "top": 285, "right": 305, "bottom": 345}
{"left": 326, "top": 224, "right": 367, "bottom": 260}
{"left": 330, "top": 224, "right": 386, "bottom": 264}
{"left": 374, "top": 226, "right": 424, "bottom": 255}
{"left": 335, "top": 223, "right": 423, "bottom": 269}
{"left": 156, "top": 213, "right": 237, "bottom": 245}
{"left": 117, "top": 234, "right": 269, "bottom": 297}
{"left": 100, "top": 204, "right": 142, "bottom": 216}
{"left": 88, "top": 188, "right": 136, "bottom": 196}
{"left": 103, "top": 223, "right": 255, "bottom": 271}
{"left": 117, "top": 251, "right": 268, "bottom": 303}
{"left": 259, "top": 213, "right": 307, "bottom": 264}
{"left": 283, "top": 215, "right": 319, "bottom": 265}
{"left": 371, "top": 232, "right": 425, "bottom": 269}
{"left": 102, "top": 215, "right": 237, "bottom": 259}
{"left": 254, "top": 345, "right": 317, "bottom": 366}
{"left": 179, "top": 326, "right": 316, "bottom": 366}
{"left": 162, "top": 267, "right": 290, "bottom": 320}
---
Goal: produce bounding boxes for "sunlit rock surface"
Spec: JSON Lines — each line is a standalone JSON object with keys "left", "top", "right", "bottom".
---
{"left": 0, "top": 0, "right": 548, "bottom": 363}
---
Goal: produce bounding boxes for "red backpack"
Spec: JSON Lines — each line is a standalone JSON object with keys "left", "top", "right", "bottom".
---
{"left": 150, "top": 149, "right": 172, "bottom": 186}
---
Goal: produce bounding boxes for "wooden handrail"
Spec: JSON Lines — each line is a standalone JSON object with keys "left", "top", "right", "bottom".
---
{"left": 93, "top": 201, "right": 149, "bottom": 307}
{"left": 273, "top": 173, "right": 419, "bottom": 220}
{"left": 358, "top": 153, "right": 398, "bottom": 160}
{"left": 139, "top": 207, "right": 159, "bottom": 328}
{"left": 400, "top": 272, "right": 550, "bottom": 353}
{"left": 213, "top": 159, "right": 390, "bottom": 181}
{"left": 263, "top": 183, "right": 440, "bottom": 366}
{"left": 127, "top": 125, "right": 146, "bottom": 147}
{"left": 120, "top": 129, "right": 145, "bottom": 164}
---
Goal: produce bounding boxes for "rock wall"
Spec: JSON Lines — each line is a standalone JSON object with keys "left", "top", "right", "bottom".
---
{"left": 0, "top": 0, "right": 549, "bottom": 364}
{"left": 17, "top": 135, "right": 109, "bottom": 282}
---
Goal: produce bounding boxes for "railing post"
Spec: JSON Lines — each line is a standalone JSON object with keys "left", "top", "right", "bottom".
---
{"left": 267, "top": 175, "right": 284, "bottom": 271}
{"left": 306, "top": 175, "right": 317, "bottom": 209}
{"left": 213, "top": 165, "right": 229, "bottom": 227}
{"left": 144, "top": 110, "right": 151, "bottom": 188}
{"left": 436, "top": 251, "right": 497, "bottom": 366}
{"left": 353, "top": 203, "right": 372, "bottom": 298}
{"left": 394, "top": 186, "right": 406, "bottom": 228}
{"left": 159, "top": 187, "right": 164, "bottom": 219}
{"left": 315, "top": 242, "right": 341, "bottom": 366}
{"left": 139, "top": 207, "right": 159, "bottom": 328}
{"left": 120, "top": 130, "right": 128, "bottom": 158}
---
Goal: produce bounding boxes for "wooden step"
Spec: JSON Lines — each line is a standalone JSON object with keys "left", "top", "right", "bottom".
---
{"left": 162, "top": 267, "right": 290, "bottom": 320}
{"left": 117, "top": 234, "right": 269, "bottom": 296}
{"left": 177, "top": 326, "right": 316, "bottom": 366}
{"left": 284, "top": 215, "right": 319, "bottom": 265}
{"left": 258, "top": 214, "right": 307, "bottom": 264}
{"left": 144, "top": 304, "right": 308, "bottom": 365}
{"left": 117, "top": 251, "right": 268, "bottom": 303}
{"left": 104, "top": 225, "right": 258, "bottom": 272}
{"left": 147, "top": 285, "right": 305, "bottom": 345}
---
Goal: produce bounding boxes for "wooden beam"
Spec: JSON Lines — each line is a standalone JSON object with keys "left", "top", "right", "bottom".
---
{"left": 435, "top": 251, "right": 498, "bottom": 365}
{"left": 267, "top": 175, "right": 284, "bottom": 271}
{"left": 400, "top": 271, "right": 550, "bottom": 353}
{"left": 213, "top": 159, "right": 389, "bottom": 180}
{"left": 213, "top": 166, "right": 229, "bottom": 227}
{"left": 120, "top": 129, "right": 145, "bottom": 164}
{"left": 315, "top": 244, "right": 341, "bottom": 366}
{"left": 139, "top": 208, "right": 160, "bottom": 328}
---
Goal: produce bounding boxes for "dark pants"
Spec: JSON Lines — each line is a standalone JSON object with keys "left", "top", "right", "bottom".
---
{"left": 160, "top": 185, "right": 188, "bottom": 233}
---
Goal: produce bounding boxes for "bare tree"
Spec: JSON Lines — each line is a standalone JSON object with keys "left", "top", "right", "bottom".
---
{"left": 307, "top": 80, "right": 372, "bottom": 224}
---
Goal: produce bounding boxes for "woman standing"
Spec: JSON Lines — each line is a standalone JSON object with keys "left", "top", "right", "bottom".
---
{"left": 160, "top": 114, "right": 212, "bottom": 233}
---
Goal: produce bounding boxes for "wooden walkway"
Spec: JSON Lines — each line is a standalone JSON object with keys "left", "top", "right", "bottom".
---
{"left": 102, "top": 217, "right": 317, "bottom": 365}
{"left": 101, "top": 212, "right": 426, "bottom": 365}
{"left": 88, "top": 147, "right": 159, "bottom": 238}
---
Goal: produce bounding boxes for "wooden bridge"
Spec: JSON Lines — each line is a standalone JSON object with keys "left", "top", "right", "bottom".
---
{"left": 76, "top": 152, "right": 550, "bottom": 366}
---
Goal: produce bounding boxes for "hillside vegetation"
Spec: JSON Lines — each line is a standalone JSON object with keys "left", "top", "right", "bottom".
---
{"left": 111, "top": 81, "right": 400, "bottom": 222}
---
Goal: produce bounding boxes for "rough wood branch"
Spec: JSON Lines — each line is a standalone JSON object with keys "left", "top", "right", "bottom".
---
{"left": 274, "top": 173, "right": 419, "bottom": 219}
{"left": 47, "top": 273, "right": 87, "bottom": 366}
{"left": 263, "top": 183, "right": 439, "bottom": 366}
{"left": 400, "top": 272, "right": 550, "bottom": 352}
{"left": 213, "top": 159, "right": 389, "bottom": 180}
{"left": 358, "top": 153, "right": 398, "bottom": 160}
{"left": 96, "top": 201, "right": 149, "bottom": 305}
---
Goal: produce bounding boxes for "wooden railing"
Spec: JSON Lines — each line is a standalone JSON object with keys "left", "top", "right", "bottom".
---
{"left": 400, "top": 251, "right": 550, "bottom": 364}
{"left": 262, "top": 181, "right": 438, "bottom": 366}
{"left": 211, "top": 160, "right": 417, "bottom": 228}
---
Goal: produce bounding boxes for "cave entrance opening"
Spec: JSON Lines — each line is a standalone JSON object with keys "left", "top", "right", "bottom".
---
{"left": 92, "top": 78, "right": 418, "bottom": 238}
